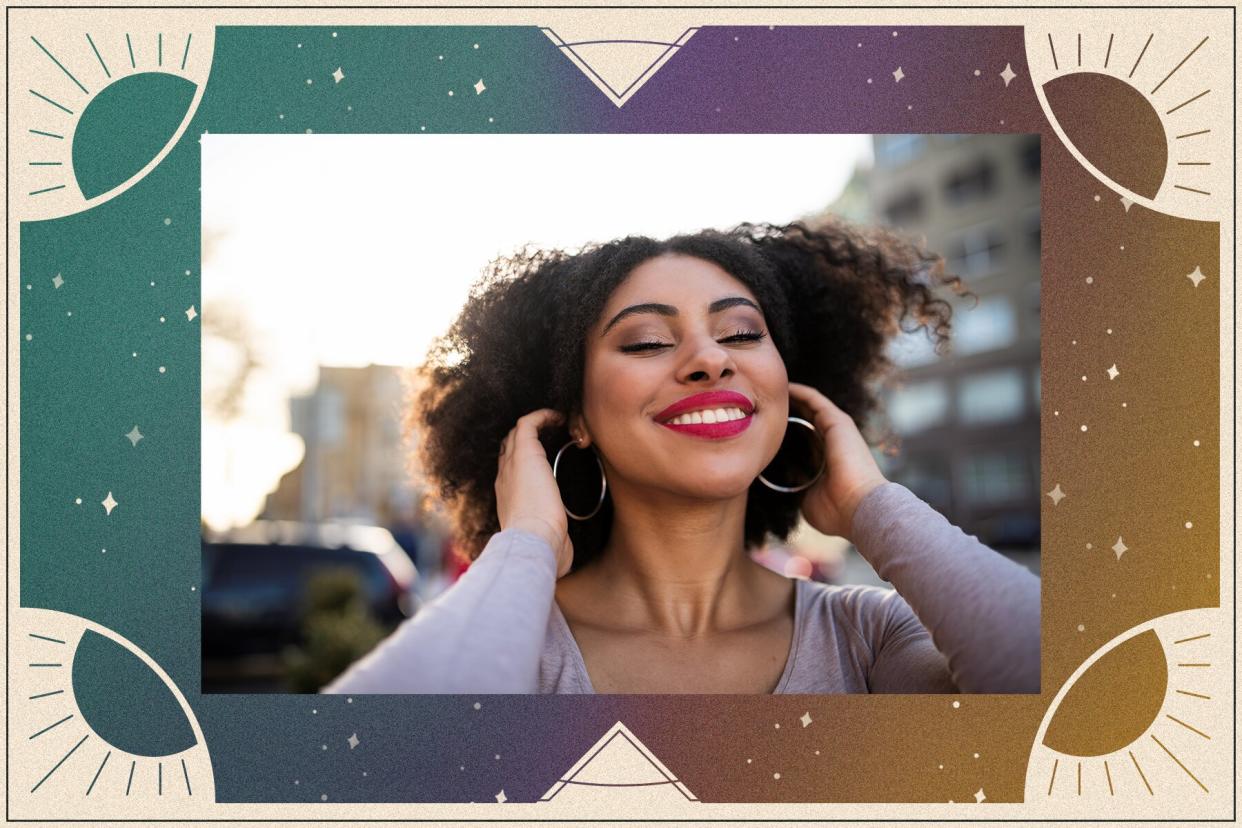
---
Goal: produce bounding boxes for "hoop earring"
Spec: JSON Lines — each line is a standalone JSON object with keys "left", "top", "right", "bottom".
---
{"left": 758, "top": 416, "right": 827, "bottom": 493}
{"left": 552, "top": 440, "right": 608, "bottom": 520}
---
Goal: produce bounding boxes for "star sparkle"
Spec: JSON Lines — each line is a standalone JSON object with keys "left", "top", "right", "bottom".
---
{"left": 1112, "top": 537, "right": 1128, "bottom": 560}
{"left": 125, "top": 425, "right": 144, "bottom": 446}
{"left": 999, "top": 63, "right": 1016, "bottom": 86}
{"left": 1046, "top": 484, "right": 1066, "bottom": 506}
{"left": 102, "top": 492, "right": 118, "bottom": 516}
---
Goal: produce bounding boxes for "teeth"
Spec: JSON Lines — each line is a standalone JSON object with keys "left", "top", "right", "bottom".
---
{"left": 667, "top": 407, "right": 748, "bottom": 426}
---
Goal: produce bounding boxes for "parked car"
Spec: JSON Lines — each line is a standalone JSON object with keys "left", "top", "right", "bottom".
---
{"left": 201, "top": 522, "right": 417, "bottom": 691}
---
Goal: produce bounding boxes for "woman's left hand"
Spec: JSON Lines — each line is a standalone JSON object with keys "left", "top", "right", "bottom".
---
{"left": 787, "top": 382, "right": 889, "bottom": 541}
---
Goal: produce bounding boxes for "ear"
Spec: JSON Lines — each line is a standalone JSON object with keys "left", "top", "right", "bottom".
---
{"left": 568, "top": 412, "right": 592, "bottom": 448}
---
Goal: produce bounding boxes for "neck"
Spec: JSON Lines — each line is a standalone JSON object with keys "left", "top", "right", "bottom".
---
{"left": 588, "top": 479, "right": 764, "bottom": 637}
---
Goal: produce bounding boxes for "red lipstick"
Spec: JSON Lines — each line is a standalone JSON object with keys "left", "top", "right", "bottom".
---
{"left": 654, "top": 391, "right": 755, "bottom": 440}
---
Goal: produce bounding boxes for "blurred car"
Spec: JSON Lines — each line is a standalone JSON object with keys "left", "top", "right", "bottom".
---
{"left": 201, "top": 522, "right": 417, "bottom": 691}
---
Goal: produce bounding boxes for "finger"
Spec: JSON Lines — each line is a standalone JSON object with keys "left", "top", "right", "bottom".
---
{"left": 787, "top": 382, "right": 845, "bottom": 431}
{"left": 513, "top": 408, "right": 565, "bottom": 448}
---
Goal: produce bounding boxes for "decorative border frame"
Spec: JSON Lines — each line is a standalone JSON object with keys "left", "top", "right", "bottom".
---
{"left": 5, "top": 2, "right": 1235, "bottom": 822}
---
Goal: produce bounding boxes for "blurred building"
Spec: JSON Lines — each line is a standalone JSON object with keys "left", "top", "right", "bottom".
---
{"left": 823, "top": 134, "right": 1041, "bottom": 555}
{"left": 264, "top": 365, "right": 415, "bottom": 524}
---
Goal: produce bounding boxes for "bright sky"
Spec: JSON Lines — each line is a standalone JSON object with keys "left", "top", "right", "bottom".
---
{"left": 200, "top": 134, "right": 873, "bottom": 528}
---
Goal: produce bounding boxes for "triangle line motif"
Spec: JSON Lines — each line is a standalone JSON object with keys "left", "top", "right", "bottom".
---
{"left": 540, "top": 721, "right": 699, "bottom": 802}
{"left": 542, "top": 28, "right": 698, "bottom": 107}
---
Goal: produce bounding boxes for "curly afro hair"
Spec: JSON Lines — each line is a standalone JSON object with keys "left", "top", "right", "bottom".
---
{"left": 414, "top": 217, "right": 964, "bottom": 570}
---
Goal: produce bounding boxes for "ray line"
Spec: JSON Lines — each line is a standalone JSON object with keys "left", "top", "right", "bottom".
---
{"left": 29, "top": 89, "right": 73, "bottom": 115}
{"left": 1151, "top": 35, "right": 1208, "bottom": 94}
{"left": 1150, "top": 734, "right": 1208, "bottom": 792}
{"left": 1176, "top": 689, "right": 1212, "bottom": 699}
{"left": 1178, "top": 661, "right": 1212, "bottom": 667}
{"left": 29, "top": 713, "right": 73, "bottom": 739}
{"left": 182, "top": 758, "right": 192, "bottom": 795}
{"left": 1047, "top": 758, "right": 1058, "bottom": 796}
{"left": 31, "top": 734, "right": 89, "bottom": 792}
{"left": 29, "top": 129, "right": 64, "bottom": 139}
{"left": 30, "top": 36, "right": 90, "bottom": 94}
{"left": 181, "top": 33, "right": 192, "bottom": 70}
{"left": 28, "top": 162, "right": 63, "bottom": 166}
{"left": 126, "top": 33, "right": 136, "bottom": 67}
{"left": 1077, "top": 33, "right": 1081, "bottom": 67}
{"left": 1177, "top": 161, "right": 1211, "bottom": 166}
{"left": 1105, "top": 33, "right": 1113, "bottom": 67}
{"left": 29, "top": 185, "right": 67, "bottom": 196}
{"left": 1128, "top": 750, "right": 1153, "bottom": 795}
{"left": 1166, "top": 713, "right": 1211, "bottom": 738}
{"left": 1047, "top": 33, "right": 1059, "bottom": 71}
{"left": 1175, "top": 129, "right": 1210, "bottom": 139}
{"left": 1104, "top": 760, "right": 1114, "bottom": 795}
{"left": 1076, "top": 761, "right": 1082, "bottom": 795}
{"left": 158, "top": 762, "right": 163, "bottom": 795}
{"left": 86, "top": 751, "right": 112, "bottom": 796}
{"left": 1173, "top": 185, "right": 1211, "bottom": 195}
{"left": 86, "top": 33, "right": 111, "bottom": 78}
{"left": 28, "top": 689, "right": 64, "bottom": 699}
{"left": 27, "top": 633, "right": 65, "bottom": 644}
{"left": 158, "top": 32, "right": 163, "bottom": 66}
{"left": 29, "top": 662, "right": 62, "bottom": 667}
{"left": 1174, "top": 632, "right": 1212, "bottom": 643}
{"left": 1129, "top": 33, "right": 1153, "bottom": 77}
{"left": 126, "top": 760, "right": 135, "bottom": 795}
{"left": 1167, "top": 89, "right": 1209, "bottom": 114}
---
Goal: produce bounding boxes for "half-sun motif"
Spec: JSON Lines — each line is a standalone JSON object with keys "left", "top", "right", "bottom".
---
{"left": 17, "top": 25, "right": 214, "bottom": 220}
{"left": 1024, "top": 607, "right": 1226, "bottom": 817}
{"left": 11, "top": 608, "right": 215, "bottom": 820}
{"left": 1027, "top": 26, "right": 1223, "bottom": 221}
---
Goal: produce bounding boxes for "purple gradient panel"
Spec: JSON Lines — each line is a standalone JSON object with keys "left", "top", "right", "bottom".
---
{"left": 564, "top": 26, "right": 1043, "bottom": 133}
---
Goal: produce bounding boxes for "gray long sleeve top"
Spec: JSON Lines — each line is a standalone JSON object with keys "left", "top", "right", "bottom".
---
{"left": 323, "top": 483, "right": 1041, "bottom": 695}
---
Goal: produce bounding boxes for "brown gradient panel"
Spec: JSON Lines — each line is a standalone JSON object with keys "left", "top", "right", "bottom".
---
{"left": 1042, "top": 630, "right": 1167, "bottom": 756}
{"left": 623, "top": 695, "right": 1045, "bottom": 802}
{"left": 1041, "top": 132, "right": 1219, "bottom": 692}
{"left": 1043, "top": 72, "right": 1167, "bottom": 199}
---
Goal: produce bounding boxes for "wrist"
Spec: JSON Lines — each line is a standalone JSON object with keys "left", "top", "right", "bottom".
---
{"left": 841, "top": 476, "right": 888, "bottom": 540}
{"left": 507, "top": 516, "right": 564, "bottom": 555}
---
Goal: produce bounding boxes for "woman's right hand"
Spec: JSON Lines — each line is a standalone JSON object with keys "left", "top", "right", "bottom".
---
{"left": 495, "top": 408, "right": 575, "bottom": 578}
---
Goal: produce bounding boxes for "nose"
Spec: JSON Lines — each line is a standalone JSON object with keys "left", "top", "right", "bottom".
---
{"left": 678, "top": 334, "right": 735, "bottom": 383}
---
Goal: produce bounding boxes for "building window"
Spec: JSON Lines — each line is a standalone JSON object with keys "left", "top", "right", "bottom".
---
{"left": 1020, "top": 135, "right": 1040, "bottom": 178}
{"left": 944, "top": 159, "right": 996, "bottom": 204}
{"left": 945, "top": 224, "right": 1006, "bottom": 278}
{"left": 875, "top": 134, "right": 925, "bottom": 167}
{"left": 883, "top": 189, "right": 925, "bottom": 226}
{"left": 892, "top": 454, "right": 953, "bottom": 511}
{"left": 959, "top": 450, "right": 1029, "bottom": 505}
{"left": 887, "top": 380, "right": 950, "bottom": 434}
{"left": 957, "top": 367, "right": 1025, "bottom": 424}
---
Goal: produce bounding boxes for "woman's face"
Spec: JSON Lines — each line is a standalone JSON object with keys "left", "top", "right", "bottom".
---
{"left": 577, "top": 253, "right": 790, "bottom": 502}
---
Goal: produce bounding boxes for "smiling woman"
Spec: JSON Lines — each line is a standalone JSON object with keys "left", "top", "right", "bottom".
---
{"left": 323, "top": 218, "right": 1042, "bottom": 695}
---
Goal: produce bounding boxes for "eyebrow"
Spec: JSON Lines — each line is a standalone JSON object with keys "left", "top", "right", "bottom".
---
{"left": 600, "top": 296, "right": 761, "bottom": 336}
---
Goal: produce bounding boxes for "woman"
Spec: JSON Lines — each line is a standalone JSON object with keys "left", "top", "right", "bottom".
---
{"left": 325, "top": 220, "right": 1040, "bottom": 694}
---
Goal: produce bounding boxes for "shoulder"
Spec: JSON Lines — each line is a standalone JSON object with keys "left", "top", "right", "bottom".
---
{"left": 796, "top": 580, "right": 919, "bottom": 652}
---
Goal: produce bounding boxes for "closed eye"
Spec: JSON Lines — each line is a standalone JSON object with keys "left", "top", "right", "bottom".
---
{"left": 619, "top": 330, "right": 767, "bottom": 354}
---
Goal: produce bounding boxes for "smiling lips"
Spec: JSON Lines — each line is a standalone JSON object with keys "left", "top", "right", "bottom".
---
{"left": 654, "top": 390, "right": 755, "bottom": 440}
